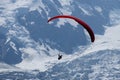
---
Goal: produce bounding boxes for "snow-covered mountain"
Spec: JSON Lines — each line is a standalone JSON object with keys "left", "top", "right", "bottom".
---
{"left": 0, "top": 0, "right": 120, "bottom": 79}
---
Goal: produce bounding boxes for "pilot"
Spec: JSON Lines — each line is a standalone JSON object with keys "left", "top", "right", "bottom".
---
{"left": 58, "top": 54, "right": 62, "bottom": 60}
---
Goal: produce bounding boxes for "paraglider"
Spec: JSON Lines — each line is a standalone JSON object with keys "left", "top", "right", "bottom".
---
{"left": 58, "top": 54, "right": 62, "bottom": 60}
{"left": 48, "top": 15, "right": 95, "bottom": 42}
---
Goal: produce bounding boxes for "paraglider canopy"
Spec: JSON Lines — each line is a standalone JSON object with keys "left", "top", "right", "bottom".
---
{"left": 48, "top": 15, "right": 95, "bottom": 42}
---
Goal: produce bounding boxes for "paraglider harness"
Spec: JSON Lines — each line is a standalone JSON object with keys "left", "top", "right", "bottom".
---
{"left": 58, "top": 54, "right": 62, "bottom": 60}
